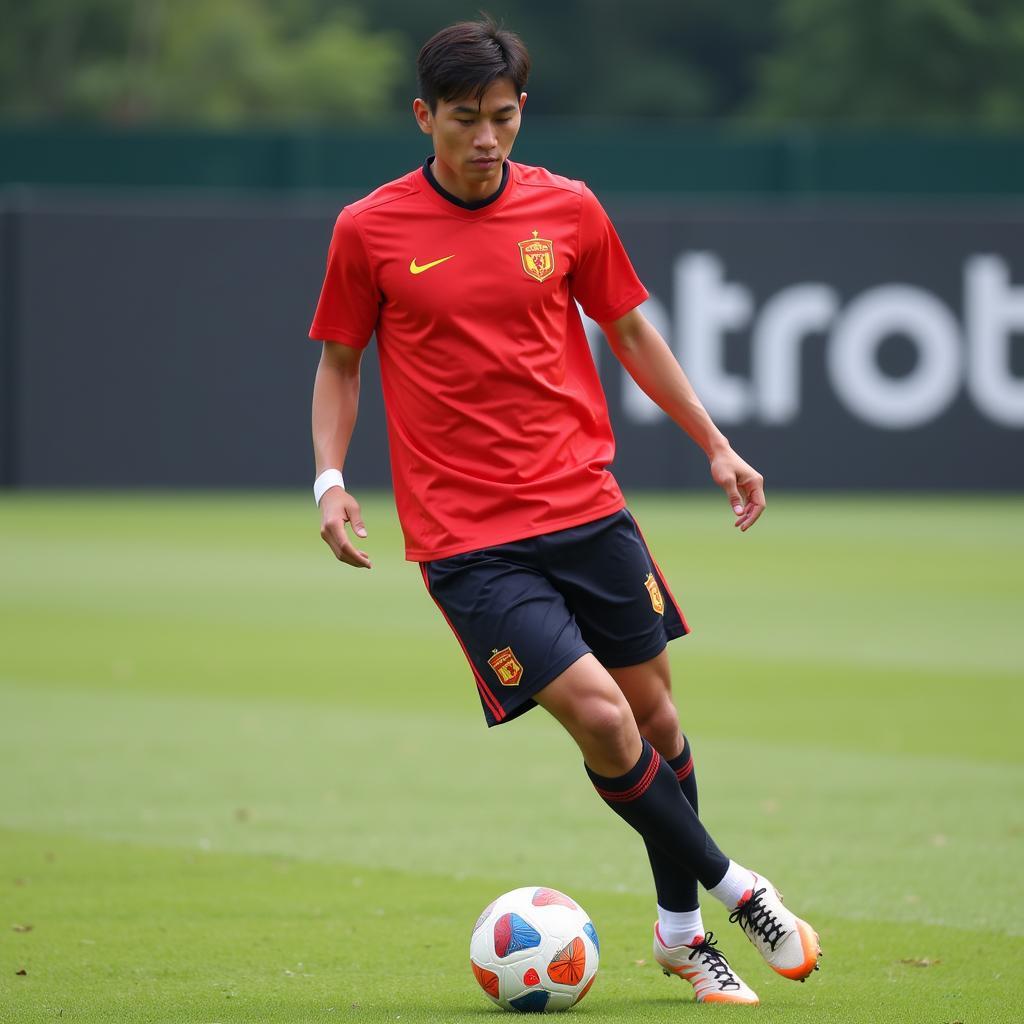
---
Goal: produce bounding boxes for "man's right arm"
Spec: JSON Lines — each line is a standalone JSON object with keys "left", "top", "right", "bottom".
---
{"left": 312, "top": 341, "right": 372, "bottom": 568}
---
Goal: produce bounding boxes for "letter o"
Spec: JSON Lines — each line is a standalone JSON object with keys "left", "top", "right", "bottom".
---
{"left": 827, "top": 286, "right": 962, "bottom": 429}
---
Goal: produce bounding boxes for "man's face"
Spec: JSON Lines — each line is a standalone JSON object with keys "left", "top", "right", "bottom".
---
{"left": 414, "top": 78, "right": 526, "bottom": 186}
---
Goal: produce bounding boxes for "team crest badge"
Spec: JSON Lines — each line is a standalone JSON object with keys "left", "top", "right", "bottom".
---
{"left": 518, "top": 230, "right": 555, "bottom": 282}
{"left": 644, "top": 573, "right": 665, "bottom": 615}
{"left": 488, "top": 647, "right": 524, "bottom": 686}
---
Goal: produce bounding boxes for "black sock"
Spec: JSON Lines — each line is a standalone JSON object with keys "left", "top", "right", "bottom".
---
{"left": 586, "top": 738, "right": 728, "bottom": 891}
{"left": 674, "top": 736, "right": 699, "bottom": 816}
{"left": 644, "top": 736, "right": 701, "bottom": 912}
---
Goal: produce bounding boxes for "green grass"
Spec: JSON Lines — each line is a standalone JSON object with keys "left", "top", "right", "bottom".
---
{"left": 1, "top": 492, "right": 1022, "bottom": 1023}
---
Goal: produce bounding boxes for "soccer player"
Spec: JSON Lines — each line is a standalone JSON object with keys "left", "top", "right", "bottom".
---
{"left": 308, "top": 19, "right": 820, "bottom": 1007}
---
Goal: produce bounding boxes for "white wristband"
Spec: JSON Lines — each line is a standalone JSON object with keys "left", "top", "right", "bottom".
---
{"left": 314, "top": 468, "right": 345, "bottom": 506}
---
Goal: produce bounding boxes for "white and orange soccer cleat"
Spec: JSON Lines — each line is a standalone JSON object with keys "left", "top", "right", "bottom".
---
{"left": 728, "top": 874, "right": 822, "bottom": 981}
{"left": 654, "top": 925, "right": 759, "bottom": 1005}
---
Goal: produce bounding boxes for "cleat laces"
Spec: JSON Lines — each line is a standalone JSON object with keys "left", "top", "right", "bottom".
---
{"left": 729, "top": 887, "right": 788, "bottom": 951}
{"left": 687, "top": 931, "right": 741, "bottom": 991}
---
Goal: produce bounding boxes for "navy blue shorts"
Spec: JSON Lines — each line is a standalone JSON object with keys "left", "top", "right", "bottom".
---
{"left": 420, "top": 509, "right": 689, "bottom": 727}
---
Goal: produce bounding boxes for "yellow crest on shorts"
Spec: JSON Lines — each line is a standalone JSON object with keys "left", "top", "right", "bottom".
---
{"left": 518, "top": 230, "right": 555, "bottom": 282}
{"left": 644, "top": 573, "right": 665, "bottom": 616}
{"left": 488, "top": 647, "right": 524, "bottom": 687}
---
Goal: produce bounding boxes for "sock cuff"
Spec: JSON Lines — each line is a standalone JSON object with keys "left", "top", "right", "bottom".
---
{"left": 586, "top": 739, "right": 661, "bottom": 803}
{"left": 709, "top": 861, "right": 756, "bottom": 909}
{"left": 666, "top": 736, "right": 694, "bottom": 782}
{"left": 656, "top": 907, "right": 705, "bottom": 947}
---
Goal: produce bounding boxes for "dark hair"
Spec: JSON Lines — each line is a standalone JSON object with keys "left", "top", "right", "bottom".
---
{"left": 417, "top": 18, "right": 530, "bottom": 110}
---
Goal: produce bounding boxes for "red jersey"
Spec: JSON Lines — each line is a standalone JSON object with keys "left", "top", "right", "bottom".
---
{"left": 309, "top": 160, "right": 649, "bottom": 561}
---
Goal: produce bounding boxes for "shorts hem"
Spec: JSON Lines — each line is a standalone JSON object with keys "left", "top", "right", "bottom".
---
{"left": 595, "top": 628, "right": 688, "bottom": 670}
{"left": 485, "top": 642, "right": 592, "bottom": 728}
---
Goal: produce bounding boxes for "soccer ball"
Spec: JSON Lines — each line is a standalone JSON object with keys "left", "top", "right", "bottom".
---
{"left": 469, "top": 886, "right": 599, "bottom": 1012}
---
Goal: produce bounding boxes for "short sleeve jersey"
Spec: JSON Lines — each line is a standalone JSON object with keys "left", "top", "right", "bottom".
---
{"left": 309, "top": 160, "right": 649, "bottom": 561}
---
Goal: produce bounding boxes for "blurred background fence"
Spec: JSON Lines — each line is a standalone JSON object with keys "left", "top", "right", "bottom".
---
{"left": 8, "top": 125, "right": 1024, "bottom": 196}
{"left": 2, "top": 0, "right": 1023, "bottom": 491}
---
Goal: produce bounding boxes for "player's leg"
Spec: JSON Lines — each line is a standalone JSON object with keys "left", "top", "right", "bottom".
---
{"left": 609, "top": 652, "right": 705, "bottom": 944}
{"left": 609, "top": 653, "right": 699, "bottom": 837}
{"left": 532, "top": 653, "right": 736, "bottom": 893}
{"left": 607, "top": 652, "right": 760, "bottom": 1000}
{"left": 538, "top": 514, "right": 746, "bottom": 899}
{"left": 608, "top": 650, "right": 682, "bottom": 760}
{"left": 608, "top": 659, "right": 821, "bottom": 985}
{"left": 545, "top": 510, "right": 821, "bottom": 984}
{"left": 533, "top": 653, "right": 758, "bottom": 1004}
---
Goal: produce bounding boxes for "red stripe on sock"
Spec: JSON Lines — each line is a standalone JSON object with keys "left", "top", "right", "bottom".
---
{"left": 594, "top": 747, "right": 661, "bottom": 803}
{"left": 419, "top": 563, "right": 506, "bottom": 723}
{"left": 675, "top": 755, "right": 694, "bottom": 781}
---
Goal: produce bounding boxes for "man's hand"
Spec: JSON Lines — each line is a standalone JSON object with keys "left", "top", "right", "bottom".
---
{"left": 709, "top": 448, "right": 766, "bottom": 532}
{"left": 319, "top": 488, "right": 372, "bottom": 568}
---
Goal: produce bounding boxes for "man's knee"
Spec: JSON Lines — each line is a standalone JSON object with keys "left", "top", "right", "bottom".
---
{"left": 534, "top": 654, "right": 643, "bottom": 775}
{"left": 564, "top": 689, "right": 642, "bottom": 776}
{"left": 635, "top": 696, "right": 681, "bottom": 753}
{"left": 577, "top": 692, "right": 635, "bottom": 747}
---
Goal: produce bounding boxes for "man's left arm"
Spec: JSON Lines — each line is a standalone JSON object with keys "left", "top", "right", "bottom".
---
{"left": 601, "top": 306, "right": 766, "bottom": 531}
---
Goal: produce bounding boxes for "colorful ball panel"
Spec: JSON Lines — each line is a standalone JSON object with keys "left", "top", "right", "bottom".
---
{"left": 494, "top": 912, "right": 542, "bottom": 958}
{"left": 472, "top": 900, "right": 496, "bottom": 934}
{"left": 573, "top": 974, "right": 597, "bottom": 1006}
{"left": 531, "top": 887, "right": 578, "bottom": 910}
{"left": 547, "top": 936, "right": 586, "bottom": 986}
{"left": 509, "top": 990, "right": 551, "bottom": 1013}
{"left": 470, "top": 960, "right": 499, "bottom": 998}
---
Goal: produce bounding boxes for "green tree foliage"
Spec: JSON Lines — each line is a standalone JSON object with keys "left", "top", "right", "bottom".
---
{"left": 0, "top": 0, "right": 405, "bottom": 123}
{"left": 2, "top": 0, "right": 1023, "bottom": 126}
{"left": 358, "top": 0, "right": 776, "bottom": 119}
{"left": 752, "top": 0, "right": 1024, "bottom": 127}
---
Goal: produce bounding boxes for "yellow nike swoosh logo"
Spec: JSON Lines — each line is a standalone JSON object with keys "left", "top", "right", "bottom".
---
{"left": 409, "top": 255, "right": 455, "bottom": 275}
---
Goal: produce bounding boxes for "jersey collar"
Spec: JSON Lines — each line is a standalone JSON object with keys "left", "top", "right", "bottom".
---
{"left": 417, "top": 157, "right": 514, "bottom": 218}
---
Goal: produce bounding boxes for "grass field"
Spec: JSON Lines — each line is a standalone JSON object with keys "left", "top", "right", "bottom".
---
{"left": 1, "top": 492, "right": 1022, "bottom": 1024}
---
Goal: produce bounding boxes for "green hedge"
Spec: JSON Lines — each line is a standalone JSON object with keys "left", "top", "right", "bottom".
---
{"left": 4, "top": 122, "right": 1024, "bottom": 196}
